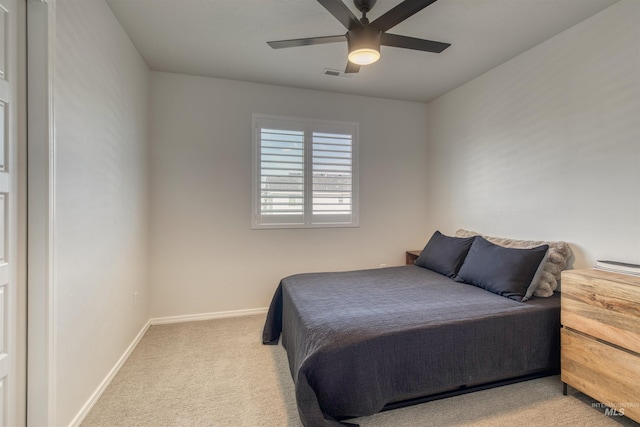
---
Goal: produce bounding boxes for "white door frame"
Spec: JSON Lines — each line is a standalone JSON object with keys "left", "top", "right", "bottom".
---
{"left": 15, "top": 0, "right": 27, "bottom": 425}
{"left": 27, "top": 0, "right": 56, "bottom": 425}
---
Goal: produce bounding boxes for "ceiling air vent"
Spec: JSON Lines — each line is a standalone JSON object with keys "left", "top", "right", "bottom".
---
{"left": 322, "top": 68, "right": 354, "bottom": 79}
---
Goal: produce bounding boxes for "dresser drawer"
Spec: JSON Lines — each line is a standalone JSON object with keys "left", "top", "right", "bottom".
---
{"left": 561, "top": 328, "right": 640, "bottom": 422}
{"left": 561, "top": 269, "right": 640, "bottom": 354}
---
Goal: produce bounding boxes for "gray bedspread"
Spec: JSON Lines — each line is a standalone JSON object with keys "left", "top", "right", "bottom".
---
{"left": 262, "top": 265, "right": 560, "bottom": 427}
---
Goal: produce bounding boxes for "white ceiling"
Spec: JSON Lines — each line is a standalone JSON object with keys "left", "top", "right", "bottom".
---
{"left": 106, "top": 0, "right": 618, "bottom": 103}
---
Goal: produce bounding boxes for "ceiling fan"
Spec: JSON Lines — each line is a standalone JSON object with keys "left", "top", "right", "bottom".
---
{"left": 267, "top": 0, "right": 451, "bottom": 73}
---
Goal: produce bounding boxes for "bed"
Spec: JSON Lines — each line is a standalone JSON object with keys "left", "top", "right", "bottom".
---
{"left": 262, "top": 231, "right": 570, "bottom": 427}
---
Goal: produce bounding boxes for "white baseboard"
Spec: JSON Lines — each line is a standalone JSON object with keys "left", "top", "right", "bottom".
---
{"left": 150, "top": 307, "right": 268, "bottom": 325}
{"left": 69, "top": 318, "right": 152, "bottom": 427}
{"left": 69, "top": 307, "right": 268, "bottom": 426}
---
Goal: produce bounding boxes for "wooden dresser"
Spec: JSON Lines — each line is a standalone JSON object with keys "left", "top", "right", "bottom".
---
{"left": 561, "top": 268, "right": 640, "bottom": 422}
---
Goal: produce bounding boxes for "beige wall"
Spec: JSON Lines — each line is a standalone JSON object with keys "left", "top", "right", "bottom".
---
{"left": 425, "top": 0, "right": 640, "bottom": 268}
{"left": 52, "top": 0, "right": 150, "bottom": 424}
{"left": 148, "top": 72, "right": 430, "bottom": 318}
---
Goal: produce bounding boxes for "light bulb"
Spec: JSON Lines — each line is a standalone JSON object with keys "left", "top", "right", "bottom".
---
{"left": 348, "top": 48, "right": 380, "bottom": 65}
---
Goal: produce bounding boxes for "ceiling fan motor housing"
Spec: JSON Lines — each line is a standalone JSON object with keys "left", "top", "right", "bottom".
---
{"left": 354, "top": 0, "right": 377, "bottom": 14}
{"left": 347, "top": 25, "right": 381, "bottom": 62}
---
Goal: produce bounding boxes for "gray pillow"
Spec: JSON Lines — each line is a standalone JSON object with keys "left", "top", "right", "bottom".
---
{"left": 454, "top": 237, "right": 549, "bottom": 302}
{"left": 414, "top": 231, "right": 475, "bottom": 278}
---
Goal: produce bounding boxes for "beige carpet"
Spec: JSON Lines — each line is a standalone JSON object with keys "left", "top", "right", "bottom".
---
{"left": 82, "top": 315, "right": 639, "bottom": 427}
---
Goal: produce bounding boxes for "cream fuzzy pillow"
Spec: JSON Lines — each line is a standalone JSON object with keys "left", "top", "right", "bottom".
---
{"left": 455, "top": 229, "right": 572, "bottom": 297}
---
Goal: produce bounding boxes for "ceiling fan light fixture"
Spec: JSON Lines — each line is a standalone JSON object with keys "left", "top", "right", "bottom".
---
{"left": 348, "top": 48, "right": 380, "bottom": 65}
{"left": 347, "top": 27, "right": 381, "bottom": 65}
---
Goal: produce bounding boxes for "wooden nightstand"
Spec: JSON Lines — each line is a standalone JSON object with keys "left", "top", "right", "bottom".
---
{"left": 561, "top": 268, "right": 640, "bottom": 422}
{"left": 406, "top": 250, "right": 421, "bottom": 265}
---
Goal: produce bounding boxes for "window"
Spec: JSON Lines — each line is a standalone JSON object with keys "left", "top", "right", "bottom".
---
{"left": 252, "top": 114, "right": 359, "bottom": 229}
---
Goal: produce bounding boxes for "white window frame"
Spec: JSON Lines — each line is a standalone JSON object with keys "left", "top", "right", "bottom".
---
{"left": 252, "top": 114, "right": 359, "bottom": 229}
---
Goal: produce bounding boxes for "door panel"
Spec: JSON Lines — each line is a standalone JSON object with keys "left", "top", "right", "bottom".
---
{"left": 0, "top": 0, "right": 16, "bottom": 425}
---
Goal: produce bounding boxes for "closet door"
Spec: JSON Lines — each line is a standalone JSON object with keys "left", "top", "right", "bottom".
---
{"left": 0, "top": 0, "right": 18, "bottom": 425}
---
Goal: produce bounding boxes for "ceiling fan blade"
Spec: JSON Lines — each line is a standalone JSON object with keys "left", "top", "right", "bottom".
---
{"left": 317, "top": 0, "right": 362, "bottom": 30}
{"left": 381, "top": 33, "right": 450, "bottom": 53}
{"left": 267, "top": 35, "right": 346, "bottom": 49}
{"left": 345, "top": 61, "right": 361, "bottom": 73}
{"left": 371, "top": 0, "right": 438, "bottom": 32}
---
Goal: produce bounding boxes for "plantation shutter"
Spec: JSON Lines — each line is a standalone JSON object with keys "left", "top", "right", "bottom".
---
{"left": 312, "top": 131, "right": 353, "bottom": 224}
{"left": 257, "top": 126, "right": 305, "bottom": 225}
{"left": 253, "top": 115, "right": 358, "bottom": 229}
